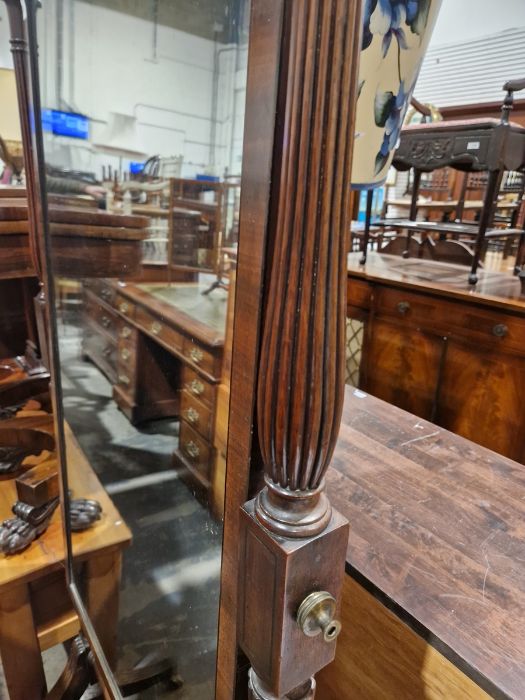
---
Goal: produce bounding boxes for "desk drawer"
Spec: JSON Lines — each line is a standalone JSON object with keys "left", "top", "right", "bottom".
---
{"left": 84, "top": 293, "right": 119, "bottom": 339}
{"left": 117, "top": 320, "right": 137, "bottom": 343}
{"left": 135, "top": 306, "right": 184, "bottom": 352}
{"left": 179, "top": 420, "right": 211, "bottom": 481}
{"left": 115, "top": 293, "right": 136, "bottom": 320}
{"left": 83, "top": 279, "right": 116, "bottom": 306}
{"left": 116, "top": 369, "right": 135, "bottom": 394}
{"left": 181, "top": 390, "right": 213, "bottom": 440}
{"left": 83, "top": 327, "right": 117, "bottom": 383}
{"left": 117, "top": 339, "right": 137, "bottom": 371}
{"left": 182, "top": 367, "right": 215, "bottom": 409}
{"left": 183, "top": 337, "right": 218, "bottom": 377}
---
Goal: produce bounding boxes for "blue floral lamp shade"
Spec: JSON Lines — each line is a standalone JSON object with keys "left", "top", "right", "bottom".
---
{"left": 351, "top": 0, "right": 442, "bottom": 189}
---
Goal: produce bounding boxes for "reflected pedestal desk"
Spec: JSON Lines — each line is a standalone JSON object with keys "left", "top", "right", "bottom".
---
{"left": 81, "top": 279, "right": 226, "bottom": 496}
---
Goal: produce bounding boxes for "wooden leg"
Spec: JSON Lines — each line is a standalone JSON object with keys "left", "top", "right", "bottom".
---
{"left": 0, "top": 583, "right": 47, "bottom": 700}
{"left": 84, "top": 551, "right": 121, "bottom": 671}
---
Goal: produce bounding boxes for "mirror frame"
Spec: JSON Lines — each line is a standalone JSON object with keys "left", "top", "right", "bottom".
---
{"left": 5, "top": 0, "right": 287, "bottom": 695}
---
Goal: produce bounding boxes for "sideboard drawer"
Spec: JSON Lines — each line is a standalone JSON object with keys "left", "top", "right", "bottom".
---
{"left": 179, "top": 420, "right": 212, "bottom": 482}
{"left": 347, "top": 278, "right": 372, "bottom": 311}
{"left": 180, "top": 390, "right": 213, "bottom": 441}
{"left": 182, "top": 366, "right": 215, "bottom": 409}
{"left": 375, "top": 287, "right": 440, "bottom": 326}
{"left": 135, "top": 306, "right": 184, "bottom": 353}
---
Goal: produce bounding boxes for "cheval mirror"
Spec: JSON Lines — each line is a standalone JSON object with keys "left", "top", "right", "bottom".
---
{"left": 0, "top": 0, "right": 396, "bottom": 697}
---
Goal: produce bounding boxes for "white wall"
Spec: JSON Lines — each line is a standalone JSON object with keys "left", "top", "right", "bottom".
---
{"left": 36, "top": 0, "right": 247, "bottom": 180}
{"left": 0, "top": 5, "right": 12, "bottom": 69}
{"left": 428, "top": 0, "right": 525, "bottom": 47}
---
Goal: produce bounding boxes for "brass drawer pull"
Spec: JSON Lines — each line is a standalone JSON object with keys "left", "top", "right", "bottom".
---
{"left": 120, "top": 348, "right": 131, "bottom": 361}
{"left": 189, "top": 347, "right": 204, "bottom": 364}
{"left": 397, "top": 301, "right": 410, "bottom": 315}
{"left": 492, "top": 323, "right": 508, "bottom": 338}
{"left": 120, "top": 326, "right": 132, "bottom": 339}
{"left": 151, "top": 321, "right": 162, "bottom": 335}
{"left": 118, "top": 374, "right": 130, "bottom": 385}
{"left": 119, "top": 302, "right": 130, "bottom": 314}
{"left": 101, "top": 315, "right": 111, "bottom": 328}
{"left": 189, "top": 379, "right": 204, "bottom": 396}
{"left": 103, "top": 346, "right": 112, "bottom": 357}
{"left": 100, "top": 288, "right": 111, "bottom": 300}
{"left": 184, "top": 407, "right": 200, "bottom": 424}
{"left": 184, "top": 440, "right": 200, "bottom": 459}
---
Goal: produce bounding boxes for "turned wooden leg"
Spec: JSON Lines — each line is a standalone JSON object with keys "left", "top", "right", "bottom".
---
{"left": 84, "top": 551, "right": 122, "bottom": 670}
{"left": 0, "top": 583, "right": 47, "bottom": 700}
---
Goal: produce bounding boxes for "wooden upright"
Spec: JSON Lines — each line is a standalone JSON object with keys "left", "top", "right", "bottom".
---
{"left": 237, "top": 1, "right": 362, "bottom": 697}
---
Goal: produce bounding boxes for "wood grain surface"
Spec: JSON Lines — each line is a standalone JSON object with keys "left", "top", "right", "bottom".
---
{"left": 316, "top": 576, "right": 491, "bottom": 700}
{"left": 326, "top": 387, "right": 525, "bottom": 699}
{"left": 348, "top": 251, "right": 525, "bottom": 311}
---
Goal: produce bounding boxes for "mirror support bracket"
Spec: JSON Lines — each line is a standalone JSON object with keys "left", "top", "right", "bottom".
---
{"left": 238, "top": 0, "right": 363, "bottom": 697}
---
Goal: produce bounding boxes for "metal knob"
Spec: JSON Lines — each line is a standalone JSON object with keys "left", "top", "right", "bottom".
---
{"left": 120, "top": 348, "right": 130, "bottom": 361}
{"left": 189, "top": 379, "right": 204, "bottom": 396}
{"left": 297, "top": 591, "right": 341, "bottom": 642}
{"left": 118, "top": 374, "right": 130, "bottom": 385}
{"left": 120, "top": 326, "right": 132, "bottom": 339}
{"left": 151, "top": 321, "right": 162, "bottom": 335}
{"left": 397, "top": 301, "right": 410, "bottom": 315}
{"left": 184, "top": 441, "right": 200, "bottom": 459}
{"left": 119, "top": 302, "right": 129, "bottom": 314}
{"left": 189, "top": 347, "right": 204, "bottom": 364}
{"left": 492, "top": 323, "right": 508, "bottom": 338}
{"left": 101, "top": 316, "right": 111, "bottom": 328}
{"left": 184, "top": 407, "right": 199, "bottom": 424}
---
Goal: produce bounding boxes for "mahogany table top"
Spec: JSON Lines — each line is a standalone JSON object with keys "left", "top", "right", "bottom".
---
{"left": 329, "top": 387, "right": 525, "bottom": 699}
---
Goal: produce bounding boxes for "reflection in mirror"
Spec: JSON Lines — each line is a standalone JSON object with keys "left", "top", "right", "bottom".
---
{"left": 35, "top": 0, "right": 248, "bottom": 695}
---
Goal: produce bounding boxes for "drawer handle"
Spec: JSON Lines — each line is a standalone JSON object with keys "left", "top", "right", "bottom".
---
{"left": 189, "top": 347, "right": 204, "bottom": 364}
{"left": 100, "top": 288, "right": 111, "bottom": 300}
{"left": 120, "top": 326, "right": 132, "bottom": 339}
{"left": 397, "top": 301, "right": 410, "bottom": 315}
{"left": 184, "top": 407, "right": 200, "bottom": 424}
{"left": 151, "top": 321, "right": 162, "bottom": 335}
{"left": 189, "top": 379, "right": 204, "bottom": 396}
{"left": 184, "top": 440, "right": 200, "bottom": 459}
{"left": 101, "top": 315, "right": 111, "bottom": 328}
{"left": 492, "top": 323, "right": 508, "bottom": 338}
{"left": 103, "top": 346, "right": 112, "bottom": 357}
{"left": 119, "top": 302, "right": 130, "bottom": 314}
{"left": 120, "top": 348, "right": 131, "bottom": 361}
{"left": 118, "top": 374, "right": 130, "bottom": 385}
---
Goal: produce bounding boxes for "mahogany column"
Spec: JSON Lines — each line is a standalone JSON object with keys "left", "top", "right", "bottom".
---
{"left": 238, "top": 1, "right": 362, "bottom": 697}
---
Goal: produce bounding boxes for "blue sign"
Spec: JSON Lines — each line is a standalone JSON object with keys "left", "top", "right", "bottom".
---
{"left": 42, "top": 110, "right": 89, "bottom": 140}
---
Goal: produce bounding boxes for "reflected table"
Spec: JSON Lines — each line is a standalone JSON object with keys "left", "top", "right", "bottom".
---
{"left": 0, "top": 415, "right": 131, "bottom": 700}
